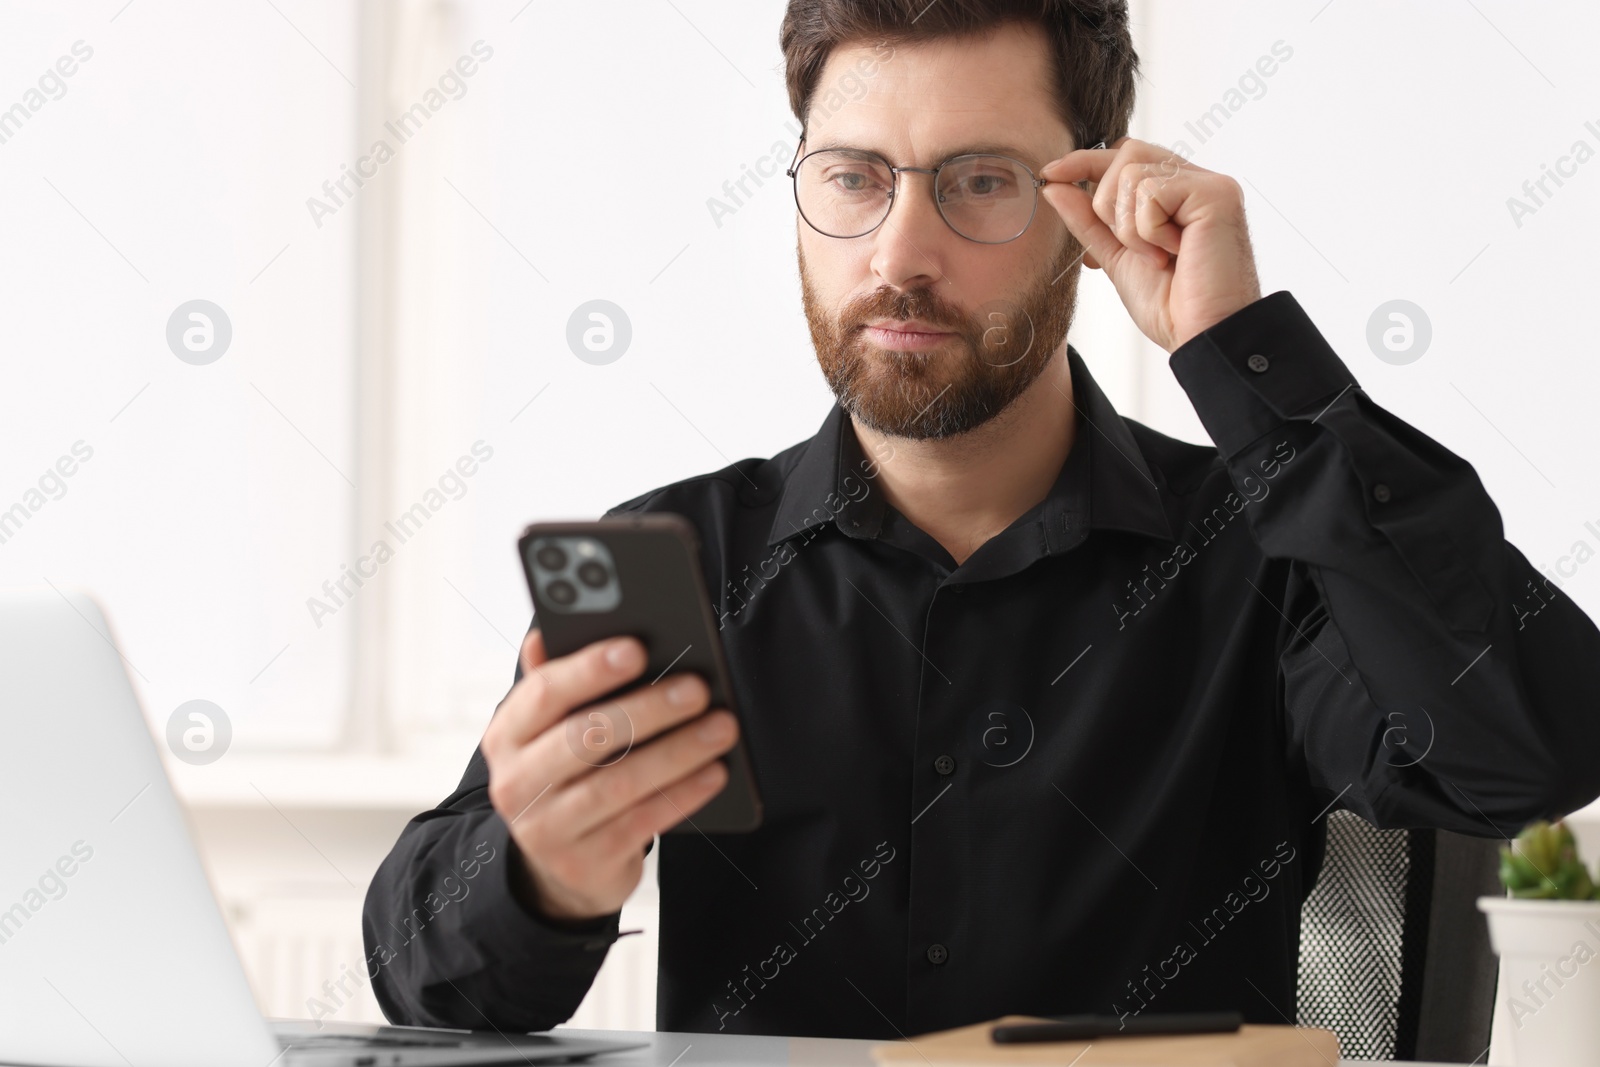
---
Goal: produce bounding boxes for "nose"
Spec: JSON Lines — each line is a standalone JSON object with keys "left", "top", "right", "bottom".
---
{"left": 869, "top": 171, "right": 951, "bottom": 291}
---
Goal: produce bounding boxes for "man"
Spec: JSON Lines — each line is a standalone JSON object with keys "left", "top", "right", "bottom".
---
{"left": 363, "top": 0, "right": 1600, "bottom": 1041}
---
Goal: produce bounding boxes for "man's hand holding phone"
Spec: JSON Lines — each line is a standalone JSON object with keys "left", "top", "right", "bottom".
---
{"left": 481, "top": 627, "right": 740, "bottom": 923}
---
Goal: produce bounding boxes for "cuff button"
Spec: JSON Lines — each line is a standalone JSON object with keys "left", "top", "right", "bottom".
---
{"left": 1246, "top": 354, "right": 1270, "bottom": 373}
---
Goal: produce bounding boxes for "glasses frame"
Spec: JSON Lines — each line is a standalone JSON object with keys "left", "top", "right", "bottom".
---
{"left": 785, "top": 138, "right": 1056, "bottom": 245}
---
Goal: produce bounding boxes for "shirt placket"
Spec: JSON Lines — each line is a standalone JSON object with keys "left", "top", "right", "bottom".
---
{"left": 903, "top": 575, "right": 974, "bottom": 1033}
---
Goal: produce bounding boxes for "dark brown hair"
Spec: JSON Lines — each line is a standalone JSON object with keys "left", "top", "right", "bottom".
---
{"left": 779, "top": 0, "right": 1139, "bottom": 154}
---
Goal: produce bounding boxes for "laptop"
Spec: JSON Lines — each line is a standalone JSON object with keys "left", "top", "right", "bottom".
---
{"left": 0, "top": 587, "right": 647, "bottom": 1067}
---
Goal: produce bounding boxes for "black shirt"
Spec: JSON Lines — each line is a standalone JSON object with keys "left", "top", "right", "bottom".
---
{"left": 363, "top": 290, "right": 1600, "bottom": 1039}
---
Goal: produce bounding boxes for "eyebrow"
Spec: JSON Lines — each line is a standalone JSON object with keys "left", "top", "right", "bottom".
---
{"left": 806, "top": 140, "right": 1043, "bottom": 169}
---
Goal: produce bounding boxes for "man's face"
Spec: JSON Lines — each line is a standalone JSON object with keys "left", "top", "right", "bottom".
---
{"left": 798, "top": 22, "right": 1083, "bottom": 441}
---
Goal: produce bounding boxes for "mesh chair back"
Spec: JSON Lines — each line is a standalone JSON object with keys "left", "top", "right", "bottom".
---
{"left": 1297, "top": 809, "right": 1499, "bottom": 1060}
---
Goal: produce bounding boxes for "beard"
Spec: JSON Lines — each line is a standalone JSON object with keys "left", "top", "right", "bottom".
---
{"left": 799, "top": 233, "right": 1083, "bottom": 440}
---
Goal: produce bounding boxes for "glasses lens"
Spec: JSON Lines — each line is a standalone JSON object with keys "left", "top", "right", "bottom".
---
{"left": 794, "top": 150, "right": 894, "bottom": 238}
{"left": 936, "top": 155, "right": 1036, "bottom": 242}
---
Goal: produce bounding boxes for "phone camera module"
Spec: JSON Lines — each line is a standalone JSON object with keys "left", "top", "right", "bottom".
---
{"left": 528, "top": 536, "right": 620, "bottom": 613}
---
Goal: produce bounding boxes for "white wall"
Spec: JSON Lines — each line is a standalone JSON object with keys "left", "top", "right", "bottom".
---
{"left": 0, "top": 1, "right": 358, "bottom": 747}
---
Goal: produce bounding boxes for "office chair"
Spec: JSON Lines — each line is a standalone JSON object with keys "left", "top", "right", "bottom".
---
{"left": 1296, "top": 809, "right": 1502, "bottom": 1061}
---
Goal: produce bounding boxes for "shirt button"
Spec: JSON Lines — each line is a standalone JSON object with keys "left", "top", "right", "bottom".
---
{"left": 1373, "top": 483, "right": 1392, "bottom": 503}
{"left": 926, "top": 943, "right": 948, "bottom": 965}
{"left": 934, "top": 754, "right": 956, "bottom": 775}
{"left": 1246, "top": 354, "right": 1270, "bottom": 373}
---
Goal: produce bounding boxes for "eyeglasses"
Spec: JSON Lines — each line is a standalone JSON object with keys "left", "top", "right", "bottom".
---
{"left": 786, "top": 142, "right": 1054, "bottom": 244}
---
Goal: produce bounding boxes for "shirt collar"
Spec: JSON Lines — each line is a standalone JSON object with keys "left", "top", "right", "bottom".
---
{"left": 766, "top": 345, "right": 1174, "bottom": 550}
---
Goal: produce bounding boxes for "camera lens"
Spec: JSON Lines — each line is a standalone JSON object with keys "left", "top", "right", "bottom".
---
{"left": 576, "top": 560, "right": 610, "bottom": 589}
{"left": 535, "top": 544, "right": 568, "bottom": 571}
{"left": 545, "top": 579, "right": 576, "bottom": 606}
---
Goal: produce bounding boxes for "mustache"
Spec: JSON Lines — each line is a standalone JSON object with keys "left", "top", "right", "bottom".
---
{"left": 840, "top": 288, "right": 969, "bottom": 333}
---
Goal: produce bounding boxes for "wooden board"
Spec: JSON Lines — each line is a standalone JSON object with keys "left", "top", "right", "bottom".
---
{"left": 871, "top": 1015, "right": 1340, "bottom": 1067}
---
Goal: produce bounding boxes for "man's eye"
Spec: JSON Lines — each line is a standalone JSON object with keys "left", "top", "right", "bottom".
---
{"left": 962, "top": 174, "right": 1010, "bottom": 195}
{"left": 830, "top": 171, "right": 879, "bottom": 192}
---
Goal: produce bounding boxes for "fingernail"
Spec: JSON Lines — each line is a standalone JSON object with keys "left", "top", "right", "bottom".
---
{"left": 606, "top": 638, "right": 641, "bottom": 669}
{"left": 667, "top": 675, "right": 700, "bottom": 706}
{"left": 698, "top": 712, "right": 732, "bottom": 742}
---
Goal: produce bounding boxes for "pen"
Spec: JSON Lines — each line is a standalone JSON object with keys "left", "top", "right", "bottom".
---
{"left": 990, "top": 1010, "right": 1243, "bottom": 1043}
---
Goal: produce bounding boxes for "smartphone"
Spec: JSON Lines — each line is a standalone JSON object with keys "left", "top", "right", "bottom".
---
{"left": 517, "top": 514, "right": 762, "bottom": 834}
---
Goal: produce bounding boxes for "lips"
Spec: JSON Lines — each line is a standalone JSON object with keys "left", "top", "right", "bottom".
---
{"left": 858, "top": 319, "right": 961, "bottom": 352}
{"left": 864, "top": 319, "right": 952, "bottom": 335}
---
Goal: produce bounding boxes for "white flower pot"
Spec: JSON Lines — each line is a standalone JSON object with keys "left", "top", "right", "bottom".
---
{"left": 1479, "top": 896, "right": 1600, "bottom": 1066}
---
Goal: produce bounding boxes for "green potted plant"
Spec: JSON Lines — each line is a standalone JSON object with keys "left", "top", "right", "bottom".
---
{"left": 1478, "top": 820, "right": 1600, "bottom": 1066}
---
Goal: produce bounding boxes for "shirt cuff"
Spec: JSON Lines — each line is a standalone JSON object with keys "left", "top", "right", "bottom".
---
{"left": 1168, "top": 290, "right": 1357, "bottom": 459}
{"left": 478, "top": 814, "right": 624, "bottom": 955}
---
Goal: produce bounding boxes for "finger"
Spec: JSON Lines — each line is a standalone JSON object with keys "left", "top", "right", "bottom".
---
{"left": 584, "top": 758, "right": 730, "bottom": 860}
{"left": 1089, "top": 146, "right": 1148, "bottom": 252}
{"left": 1135, "top": 173, "right": 1184, "bottom": 256}
{"left": 543, "top": 708, "right": 739, "bottom": 840}
{"left": 489, "top": 626, "right": 549, "bottom": 725}
{"left": 1043, "top": 142, "right": 1191, "bottom": 271}
{"left": 1145, "top": 166, "right": 1238, "bottom": 233}
{"left": 485, "top": 634, "right": 647, "bottom": 759}
{"left": 497, "top": 667, "right": 714, "bottom": 802}
{"left": 531, "top": 757, "right": 727, "bottom": 888}
{"left": 1111, "top": 164, "right": 1171, "bottom": 263}
{"left": 1039, "top": 133, "right": 1132, "bottom": 177}
{"left": 1040, "top": 180, "right": 1126, "bottom": 276}
{"left": 1117, "top": 162, "right": 1190, "bottom": 263}
{"left": 520, "top": 626, "right": 547, "bottom": 677}
{"left": 1038, "top": 145, "right": 1117, "bottom": 188}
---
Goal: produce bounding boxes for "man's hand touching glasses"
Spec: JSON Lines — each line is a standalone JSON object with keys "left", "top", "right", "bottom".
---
{"left": 1040, "top": 137, "right": 1263, "bottom": 354}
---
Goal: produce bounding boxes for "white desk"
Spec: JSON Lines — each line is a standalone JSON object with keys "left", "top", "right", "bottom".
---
{"left": 552, "top": 1025, "right": 1447, "bottom": 1066}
